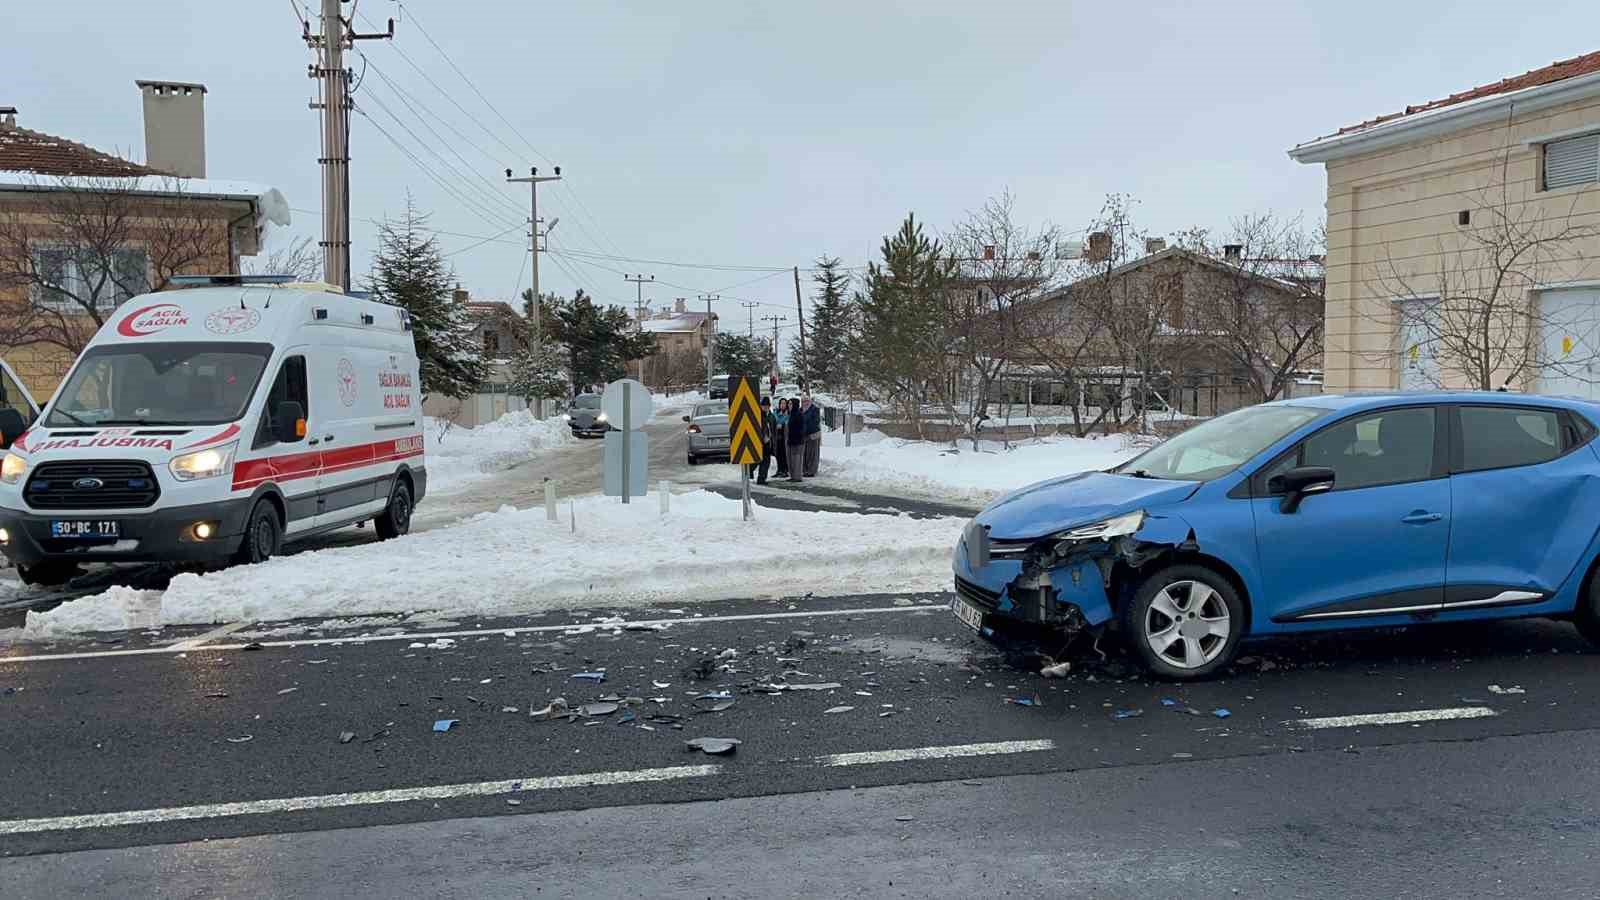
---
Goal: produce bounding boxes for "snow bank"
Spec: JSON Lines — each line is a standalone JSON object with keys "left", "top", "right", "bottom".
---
{"left": 654, "top": 390, "right": 706, "bottom": 412}
{"left": 818, "top": 429, "right": 1142, "bottom": 503}
{"left": 424, "top": 411, "right": 576, "bottom": 494}
{"left": 22, "top": 491, "right": 963, "bottom": 637}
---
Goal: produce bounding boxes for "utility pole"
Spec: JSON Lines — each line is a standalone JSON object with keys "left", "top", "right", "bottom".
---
{"left": 625, "top": 273, "right": 654, "bottom": 382}
{"left": 761, "top": 314, "right": 786, "bottom": 381}
{"left": 741, "top": 301, "right": 758, "bottom": 338}
{"left": 505, "top": 166, "right": 562, "bottom": 344}
{"left": 792, "top": 266, "right": 808, "bottom": 388}
{"left": 304, "top": 0, "right": 391, "bottom": 292}
{"left": 700, "top": 294, "right": 720, "bottom": 395}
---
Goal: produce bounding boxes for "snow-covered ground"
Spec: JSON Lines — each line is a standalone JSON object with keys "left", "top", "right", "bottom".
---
{"left": 423, "top": 411, "right": 578, "bottom": 495}
{"left": 818, "top": 429, "right": 1143, "bottom": 503}
{"left": 22, "top": 490, "right": 962, "bottom": 637}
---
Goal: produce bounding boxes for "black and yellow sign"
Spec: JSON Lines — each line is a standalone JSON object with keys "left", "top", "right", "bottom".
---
{"left": 727, "top": 375, "right": 764, "bottom": 465}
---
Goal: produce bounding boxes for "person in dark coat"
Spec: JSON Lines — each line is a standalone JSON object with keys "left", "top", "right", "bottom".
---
{"left": 773, "top": 399, "right": 790, "bottom": 478}
{"left": 756, "top": 396, "right": 776, "bottom": 485}
{"left": 785, "top": 396, "right": 807, "bottom": 482}
{"left": 800, "top": 393, "right": 822, "bottom": 477}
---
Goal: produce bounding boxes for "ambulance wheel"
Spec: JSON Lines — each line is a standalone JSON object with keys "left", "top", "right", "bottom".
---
{"left": 375, "top": 483, "right": 412, "bottom": 540}
{"left": 235, "top": 501, "right": 282, "bottom": 565}
{"left": 16, "top": 562, "right": 81, "bottom": 587}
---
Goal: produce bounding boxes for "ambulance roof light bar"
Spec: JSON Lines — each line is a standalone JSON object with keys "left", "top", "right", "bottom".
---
{"left": 169, "top": 274, "right": 296, "bottom": 287}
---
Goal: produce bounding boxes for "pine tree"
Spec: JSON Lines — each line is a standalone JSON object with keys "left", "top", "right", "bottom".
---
{"left": 792, "top": 256, "right": 855, "bottom": 389}
{"left": 508, "top": 337, "right": 568, "bottom": 405}
{"left": 714, "top": 333, "right": 775, "bottom": 380}
{"left": 853, "top": 214, "right": 955, "bottom": 429}
{"left": 367, "top": 198, "right": 486, "bottom": 400}
{"left": 525, "top": 288, "right": 657, "bottom": 394}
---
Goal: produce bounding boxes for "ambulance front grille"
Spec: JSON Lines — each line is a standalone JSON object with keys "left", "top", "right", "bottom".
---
{"left": 25, "top": 460, "right": 161, "bottom": 510}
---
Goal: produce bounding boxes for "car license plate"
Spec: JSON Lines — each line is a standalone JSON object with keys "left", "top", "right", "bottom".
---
{"left": 952, "top": 597, "right": 985, "bottom": 632}
{"left": 50, "top": 520, "right": 119, "bottom": 539}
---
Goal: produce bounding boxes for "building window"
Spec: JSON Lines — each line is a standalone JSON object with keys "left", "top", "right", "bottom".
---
{"left": 1544, "top": 132, "right": 1599, "bottom": 191}
{"left": 30, "top": 245, "right": 149, "bottom": 312}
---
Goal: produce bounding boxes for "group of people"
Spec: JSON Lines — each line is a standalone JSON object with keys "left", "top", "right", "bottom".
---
{"left": 753, "top": 393, "right": 821, "bottom": 484}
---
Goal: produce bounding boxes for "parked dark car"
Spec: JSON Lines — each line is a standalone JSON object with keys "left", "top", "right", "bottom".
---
{"left": 564, "top": 393, "right": 612, "bottom": 438}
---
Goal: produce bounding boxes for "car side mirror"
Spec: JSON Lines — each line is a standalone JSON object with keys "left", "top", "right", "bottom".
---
{"left": 273, "top": 401, "right": 306, "bottom": 444}
{"left": 1268, "top": 465, "right": 1336, "bottom": 514}
{"left": 0, "top": 408, "right": 25, "bottom": 450}
{"left": 681, "top": 415, "right": 692, "bottom": 423}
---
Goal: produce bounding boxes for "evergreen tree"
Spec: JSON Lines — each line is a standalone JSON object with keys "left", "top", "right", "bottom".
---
{"left": 792, "top": 256, "right": 855, "bottom": 389}
{"left": 713, "top": 333, "right": 775, "bottom": 380}
{"left": 368, "top": 198, "right": 486, "bottom": 400}
{"left": 853, "top": 214, "right": 955, "bottom": 425}
{"left": 524, "top": 288, "right": 656, "bottom": 393}
{"left": 508, "top": 337, "right": 569, "bottom": 405}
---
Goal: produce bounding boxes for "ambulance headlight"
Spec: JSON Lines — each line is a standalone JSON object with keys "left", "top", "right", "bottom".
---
{"left": 170, "top": 442, "right": 237, "bottom": 481}
{"left": 1, "top": 452, "right": 26, "bottom": 485}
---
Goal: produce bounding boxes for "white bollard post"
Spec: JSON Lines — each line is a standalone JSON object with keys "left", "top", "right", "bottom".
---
{"left": 659, "top": 480, "right": 670, "bottom": 515}
{"left": 544, "top": 479, "right": 557, "bottom": 522}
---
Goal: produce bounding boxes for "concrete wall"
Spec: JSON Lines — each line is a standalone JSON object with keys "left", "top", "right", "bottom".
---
{"left": 1322, "top": 93, "right": 1600, "bottom": 391}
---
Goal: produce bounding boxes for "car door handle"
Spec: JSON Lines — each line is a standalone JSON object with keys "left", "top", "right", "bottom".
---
{"left": 323, "top": 434, "right": 334, "bottom": 442}
{"left": 307, "top": 438, "right": 320, "bottom": 446}
{"left": 1401, "top": 511, "right": 1443, "bottom": 524}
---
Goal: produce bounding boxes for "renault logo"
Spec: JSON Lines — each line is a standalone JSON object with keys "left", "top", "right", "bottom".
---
{"left": 73, "top": 477, "right": 104, "bottom": 490}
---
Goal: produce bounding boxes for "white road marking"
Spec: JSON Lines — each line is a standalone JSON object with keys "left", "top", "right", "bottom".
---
{"left": 1289, "top": 707, "right": 1498, "bottom": 729}
{"left": 0, "top": 604, "right": 933, "bottom": 664}
{"left": 0, "top": 765, "right": 723, "bottom": 836}
{"left": 815, "top": 739, "right": 1056, "bottom": 767}
{"left": 166, "top": 620, "right": 252, "bottom": 650}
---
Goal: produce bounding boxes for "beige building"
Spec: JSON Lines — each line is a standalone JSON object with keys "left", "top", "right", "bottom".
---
{"left": 631, "top": 299, "right": 715, "bottom": 391}
{"left": 419, "top": 288, "right": 533, "bottom": 427}
{"left": 1291, "top": 51, "right": 1600, "bottom": 395}
{"left": 0, "top": 83, "right": 289, "bottom": 398}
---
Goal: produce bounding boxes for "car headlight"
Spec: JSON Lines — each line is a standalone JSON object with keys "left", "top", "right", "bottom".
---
{"left": 1053, "top": 510, "right": 1145, "bottom": 542}
{"left": 1, "top": 452, "right": 26, "bottom": 485}
{"left": 562, "top": 413, "right": 572, "bottom": 421}
{"left": 169, "top": 441, "right": 238, "bottom": 481}
{"left": 595, "top": 412, "right": 609, "bottom": 423}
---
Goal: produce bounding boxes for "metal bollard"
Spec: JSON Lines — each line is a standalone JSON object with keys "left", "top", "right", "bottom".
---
{"left": 544, "top": 479, "right": 557, "bottom": 522}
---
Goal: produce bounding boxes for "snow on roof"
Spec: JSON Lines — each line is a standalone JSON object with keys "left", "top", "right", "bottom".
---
{"left": 640, "top": 312, "right": 710, "bottom": 333}
{"left": 0, "top": 123, "right": 159, "bottom": 177}
{"left": 0, "top": 170, "right": 291, "bottom": 231}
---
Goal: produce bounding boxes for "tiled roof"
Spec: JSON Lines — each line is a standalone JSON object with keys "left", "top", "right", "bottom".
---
{"left": 0, "top": 123, "right": 161, "bottom": 177}
{"left": 1333, "top": 50, "right": 1600, "bottom": 138}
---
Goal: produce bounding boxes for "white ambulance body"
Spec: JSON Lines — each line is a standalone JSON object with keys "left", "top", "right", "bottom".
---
{"left": 0, "top": 280, "right": 425, "bottom": 585}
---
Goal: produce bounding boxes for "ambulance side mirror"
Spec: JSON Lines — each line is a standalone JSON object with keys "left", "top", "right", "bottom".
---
{"left": 0, "top": 408, "right": 24, "bottom": 450}
{"left": 273, "top": 401, "right": 306, "bottom": 444}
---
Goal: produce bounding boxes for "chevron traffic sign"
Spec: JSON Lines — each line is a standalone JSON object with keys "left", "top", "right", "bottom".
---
{"left": 727, "top": 375, "right": 764, "bottom": 465}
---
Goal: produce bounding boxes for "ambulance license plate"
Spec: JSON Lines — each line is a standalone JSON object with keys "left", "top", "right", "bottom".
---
{"left": 50, "top": 520, "right": 119, "bottom": 539}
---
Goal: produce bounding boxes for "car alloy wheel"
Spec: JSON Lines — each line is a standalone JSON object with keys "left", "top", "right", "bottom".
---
{"left": 1143, "top": 579, "right": 1230, "bottom": 670}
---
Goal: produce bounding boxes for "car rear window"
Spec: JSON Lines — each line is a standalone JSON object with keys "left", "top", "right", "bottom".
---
{"left": 1458, "top": 406, "right": 1562, "bottom": 473}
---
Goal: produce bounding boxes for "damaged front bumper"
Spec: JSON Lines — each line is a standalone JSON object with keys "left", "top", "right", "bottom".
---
{"left": 951, "top": 510, "right": 1192, "bottom": 643}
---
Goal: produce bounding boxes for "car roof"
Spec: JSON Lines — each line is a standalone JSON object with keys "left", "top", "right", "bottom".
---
{"left": 1266, "top": 391, "right": 1600, "bottom": 415}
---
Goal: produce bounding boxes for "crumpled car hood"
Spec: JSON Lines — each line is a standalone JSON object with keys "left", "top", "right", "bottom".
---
{"left": 976, "top": 471, "right": 1200, "bottom": 540}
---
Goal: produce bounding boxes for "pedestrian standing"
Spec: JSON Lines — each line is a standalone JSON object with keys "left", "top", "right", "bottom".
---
{"left": 801, "top": 392, "right": 822, "bottom": 477}
{"left": 785, "top": 396, "right": 807, "bottom": 483}
{"left": 773, "top": 398, "right": 790, "bottom": 478}
{"left": 756, "top": 396, "right": 776, "bottom": 485}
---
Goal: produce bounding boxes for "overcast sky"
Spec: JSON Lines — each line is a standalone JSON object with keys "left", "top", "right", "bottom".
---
{"left": 8, "top": 1, "right": 1597, "bottom": 335}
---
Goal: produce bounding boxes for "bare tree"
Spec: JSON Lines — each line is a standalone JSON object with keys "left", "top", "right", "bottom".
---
{"left": 0, "top": 174, "right": 233, "bottom": 356}
{"left": 244, "top": 235, "right": 321, "bottom": 282}
{"left": 1181, "top": 214, "right": 1326, "bottom": 403}
{"left": 1370, "top": 133, "right": 1600, "bottom": 391}
{"left": 945, "top": 191, "right": 1064, "bottom": 448}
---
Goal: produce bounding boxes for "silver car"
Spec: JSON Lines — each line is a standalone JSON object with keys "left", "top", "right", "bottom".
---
{"left": 683, "top": 401, "right": 730, "bottom": 465}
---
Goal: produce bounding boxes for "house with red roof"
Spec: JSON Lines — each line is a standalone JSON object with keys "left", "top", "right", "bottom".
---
{"left": 1290, "top": 52, "right": 1600, "bottom": 395}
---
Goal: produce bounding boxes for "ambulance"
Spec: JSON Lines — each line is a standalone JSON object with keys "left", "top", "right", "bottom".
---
{"left": 0, "top": 276, "right": 426, "bottom": 586}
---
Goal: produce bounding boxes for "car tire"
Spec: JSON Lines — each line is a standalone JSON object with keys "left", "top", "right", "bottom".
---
{"left": 16, "top": 561, "right": 82, "bottom": 588}
{"left": 234, "top": 501, "right": 282, "bottom": 566}
{"left": 1573, "top": 570, "right": 1600, "bottom": 646}
{"left": 686, "top": 453, "right": 698, "bottom": 466}
{"left": 1120, "top": 563, "right": 1245, "bottom": 681}
{"left": 375, "top": 482, "right": 413, "bottom": 540}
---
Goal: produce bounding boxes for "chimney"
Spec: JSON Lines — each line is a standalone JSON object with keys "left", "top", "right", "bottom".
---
{"left": 0, "top": 107, "right": 15, "bottom": 129}
{"left": 1086, "top": 231, "right": 1113, "bottom": 263}
{"left": 1144, "top": 238, "right": 1166, "bottom": 256}
{"left": 674, "top": 298, "right": 687, "bottom": 313}
{"left": 1223, "top": 243, "right": 1244, "bottom": 261}
{"left": 136, "top": 80, "right": 207, "bottom": 177}
{"left": 452, "top": 285, "right": 469, "bottom": 304}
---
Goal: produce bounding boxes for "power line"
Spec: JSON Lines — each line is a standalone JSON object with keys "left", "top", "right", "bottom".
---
{"left": 443, "top": 224, "right": 524, "bottom": 258}
{"left": 351, "top": 105, "right": 523, "bottom": 235}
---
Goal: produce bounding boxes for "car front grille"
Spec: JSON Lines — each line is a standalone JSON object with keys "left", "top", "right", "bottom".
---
{"left": 25, "top": 460, "right": 161, "bottom": 510}
{"left": 955, "top": 576, "right": 1000, "bottom": 611}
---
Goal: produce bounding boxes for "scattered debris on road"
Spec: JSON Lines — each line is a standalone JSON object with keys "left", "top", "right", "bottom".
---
{"left": 1487, "top": 684, "right": 1525, "bottom": 695}
{"left": 572, "top": 671, "right": 607, "bottom": 683}
{"left": 433, "top": 719, "right": 459, "bottom": 732}
{"left": 824, "top": 705, "right": 854, "bottom": 714}
{"left": 1040, "top": 661, "right": 1071, "bottom": 678}
{"left": 1113, "top": 708, "right": 1144, "bottom": 720}
{"left": 338, "top": 731, "right": 355, "bottom": 744}
{"left": 685, "top": 737, "right": 740, "bottom": 755}
{"left": 225, "top": 735, "right": 253, "bottom": 744}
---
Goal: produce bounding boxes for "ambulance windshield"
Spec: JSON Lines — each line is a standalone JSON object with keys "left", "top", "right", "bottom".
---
{"left": 45, "top": 342, "right": 273, "bottom": 428}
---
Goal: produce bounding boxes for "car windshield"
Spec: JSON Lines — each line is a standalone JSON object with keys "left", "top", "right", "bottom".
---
{"left": 574, "top": 395, "right": 601, "bottom": 409}
{"left": 1115, "top": 404, "right": 1327, "bottom": 482}
{"left": 694, "top": 403, "right": 727, "bottom": 417}
{"left": 45, "top": 342, "right": 272, "bottom": 428}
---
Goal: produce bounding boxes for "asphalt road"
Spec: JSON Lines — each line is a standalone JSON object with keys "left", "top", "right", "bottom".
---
{"left": 4, "top": 592, "right": 1600, "bottom": 896}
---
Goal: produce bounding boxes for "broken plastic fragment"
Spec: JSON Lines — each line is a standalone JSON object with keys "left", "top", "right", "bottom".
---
{"left": 685, "top": 737, "right": 741, "bottom": 755}
{"left": 1007, "top": 696, "right": 1044, "bottom": 707}
{"left": 1487, "top": 684, "right": 1525, "bottom": 695}
{"left": 785, "top": 682, "right": 843, "bottom": 691}
{"left": 1212, "top": 708, "right": 1231, "bottom": 719}
{"left": 572, "top": 671, "right": 607, "bottom": 683}
{"left": 1113, "top": 708, "right": 1144, "bottom": 720}
{"left": 1160, "top": 698, "right": 1178, "bottom": 707}
{"left": 1040, "top": 662, "right": 1072, "bottom": 678}
{"left": 338, "top": 731, "right": 356, "bottom": 744}
{"left": 580, "top": 702, "right": 620, "bottom": 717}
{"left": 695, "top": 691, "right": 734, "bottom": 701}
{"left": 823, "top": 705, "right": 855, "bottom": 714}
{"left": 433, "top": 719, "right": 458, "bottom": 732}
{"left": 225, "top": 734, "right": 253, "bottom": 744}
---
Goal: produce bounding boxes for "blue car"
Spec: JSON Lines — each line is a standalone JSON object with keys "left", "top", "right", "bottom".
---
{"left": 953, "top": 392, "right": 1600, "bottom": 679}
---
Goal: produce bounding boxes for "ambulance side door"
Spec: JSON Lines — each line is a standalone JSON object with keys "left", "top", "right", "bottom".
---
{"left": 250, "top": 351, "right": 320, "bottom": 535}
{"left": 308, "top": 347, "right": 379, "bottom": 528}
